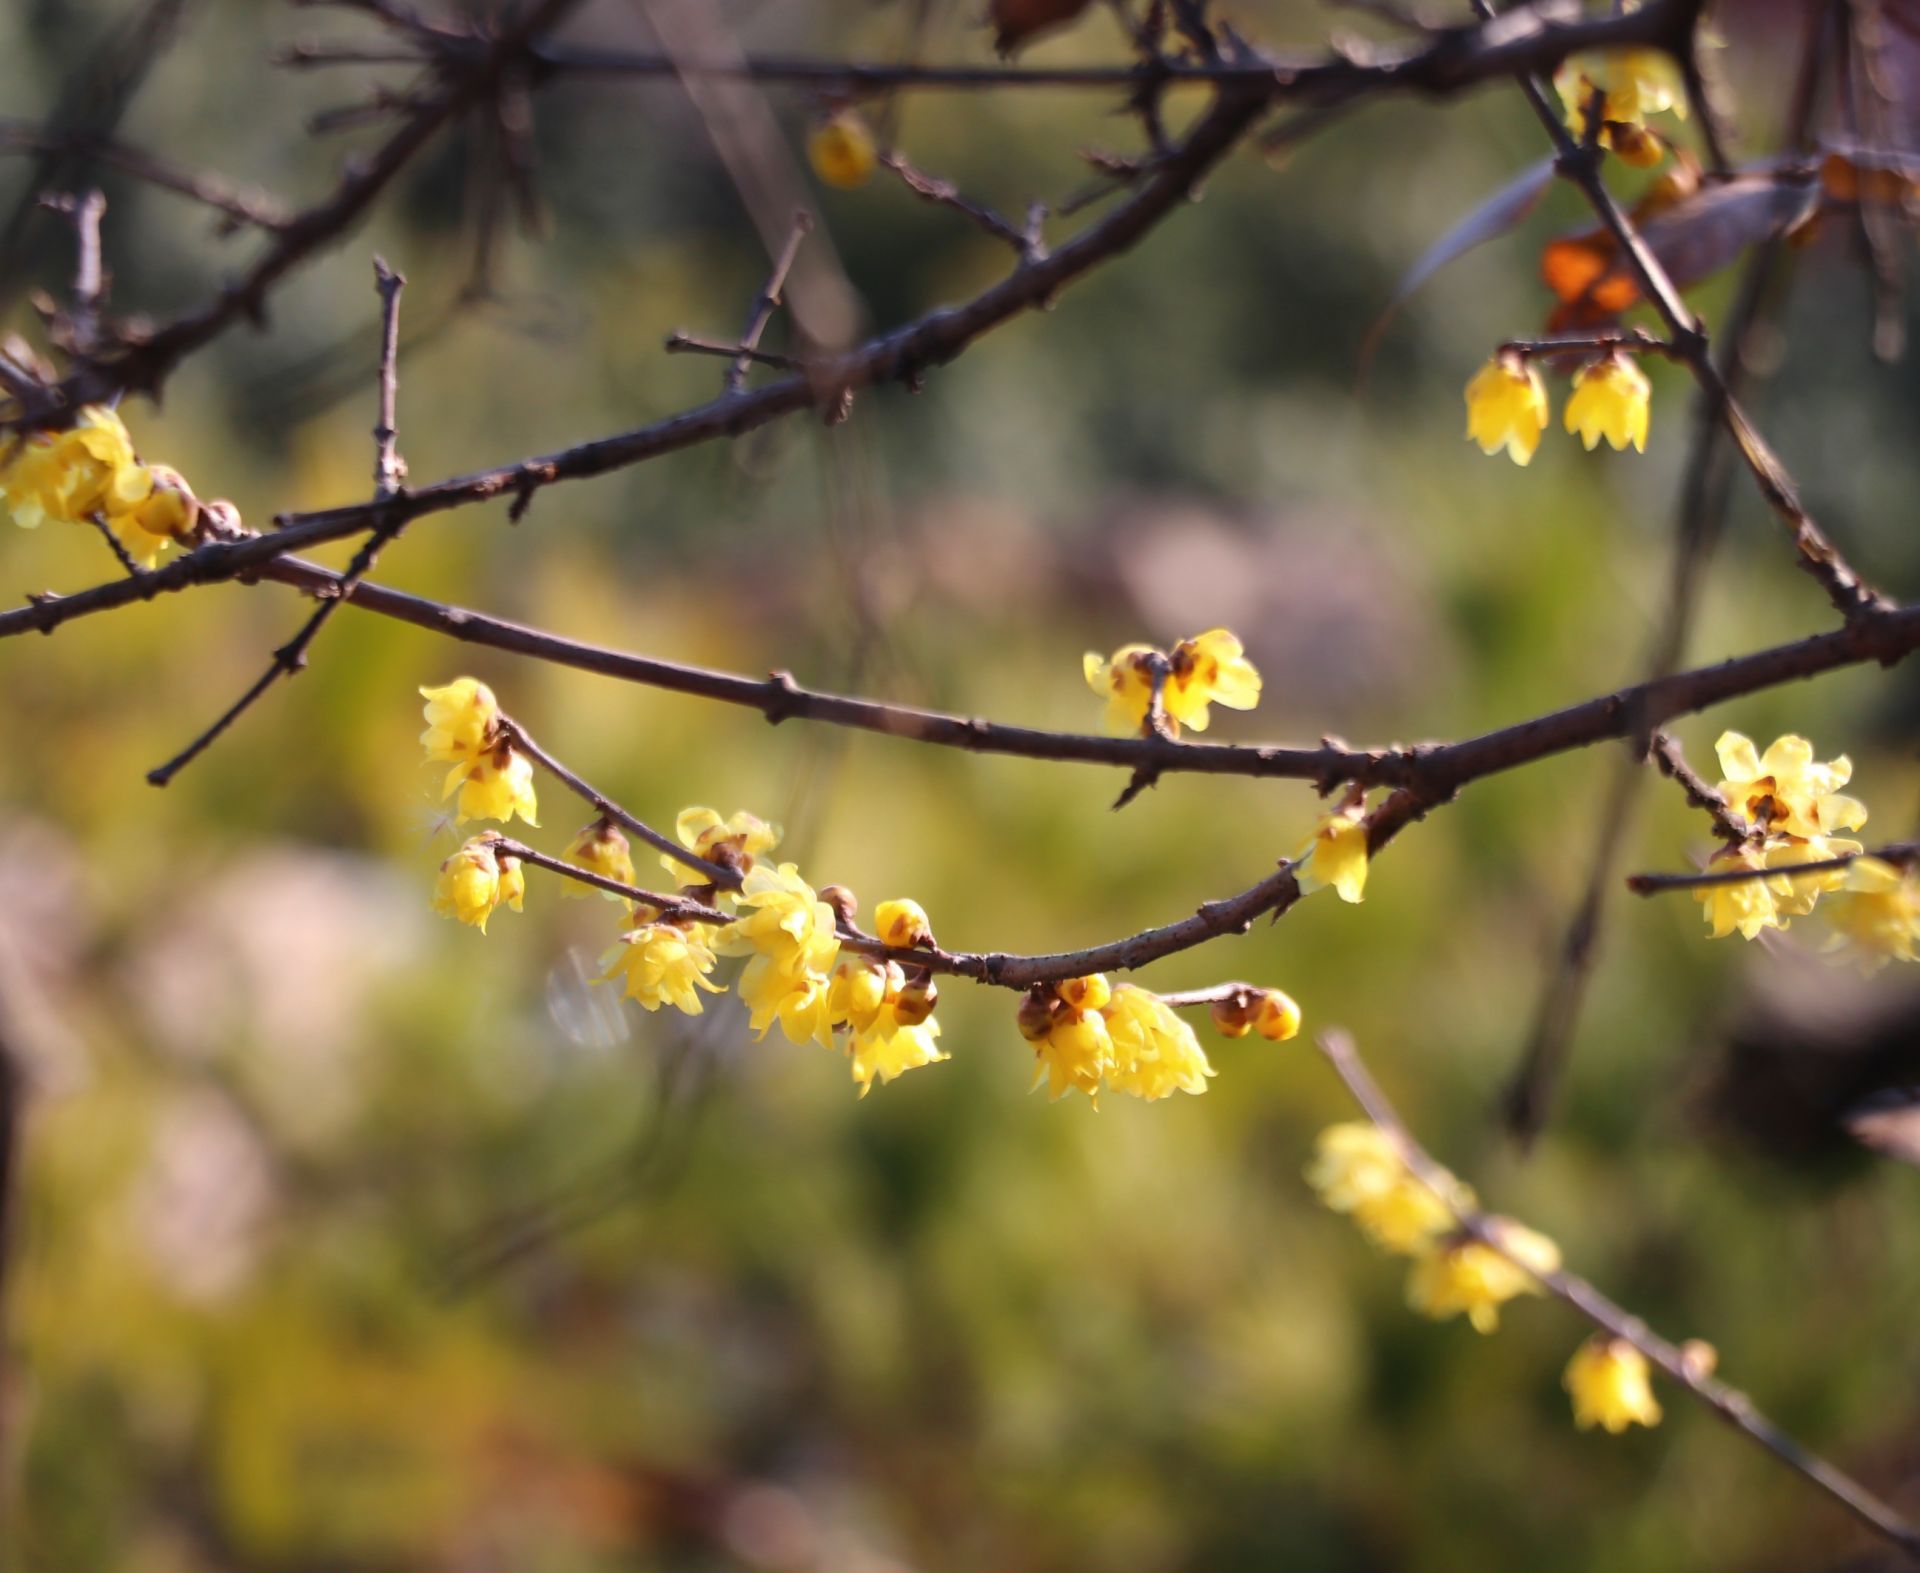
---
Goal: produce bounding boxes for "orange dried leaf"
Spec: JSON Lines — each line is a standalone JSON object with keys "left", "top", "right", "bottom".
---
{"left": 988, "top": 0, "right": 1095, "bottom": 54}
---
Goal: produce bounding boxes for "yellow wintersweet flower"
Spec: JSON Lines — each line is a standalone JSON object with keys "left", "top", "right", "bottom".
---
{"left": 1165, "top": 628, "right": 1262, "bottom": 734}
{"left": 1021, "top": 975, "right": 1114, "bottom": 1103}
{"left": 719, "top": 862, "right": 842, "bottom": 1044}
{"left": 602, "top": 921, "right": 722, "bottom": 1014}
{"left": 1083, "top": 629, "right": 1262, "bottom": 738}
{"left": 1406, "top": 1218, "right": 1560, "bottom": 1334}
{"left": 1298, "top": 803, "right": 1369, "bottom": 904}
{"left": 1764, "top": 835, "right": 1861, "bottom": 919}
{"left": 90, "top": 462, "right": 197, "bottom": 567}
{"left": 1, "top": 406, "right": 145, "bottom": 529}
{"left": 874, "top": 898, "right": 933, "bottom": 949}
{"left": 419, "top": 678, "right": 501, "bottom": 767}
{"left": 1823, "top": 856, "right": 1920, "bottom": 973}
{"left": 1564, "top": 354, "right": 1651, "bottom": 453}
{"left": 828, "top": 957, "right": 947, "bottom": 1096}
{"left": 446, "top": 745, "right": 539, "bottom": 828}
{"left": 1554, "top": 47, "right": 1686, "bottom": 139}
{"left": 1209, "top": 986, "right": 1301, "bottom": 1042}
{"left": 1465, "top": 353, "right": 1549, "bottom": 466}
{"left": 1083, "top": 643, "right": 1161, "bottom": 736}
{"left": 1103, "top": 984, "right": 1214, "bottom": 1101}
{"left": 807, "top": 112, "right": 877, "bottom": 189}
{"left": 1564, "top": 1337, "right": 1663, "bottom": 1434}
{"left": 1694, "top": 844, "right": 1780, "bottom": 940}
{"left": 432, "top": 838, "right": 521, "bottom": 933}
{"left": 1713, "top": 731, "right": 1867, "bottom": 841}
{"left": 1305, "top": 1123, "right": 1468, "bottom": 1256}
{"left": 665, "top": 806, "right": 782, "bottom": 884}
{"left": 562, "top": 819, "right": 637, "bottom": 900}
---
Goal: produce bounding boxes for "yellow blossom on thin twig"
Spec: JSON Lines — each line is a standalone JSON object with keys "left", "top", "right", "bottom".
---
{"left": 1564, "top": 354, "right": 1651, "bottom": 453}
{"left": 1465, "top": 353, "right": 1549, "bottom": 466}
{"left": 1713, "top": 731, "right": 1867, "bottom": 841}
{"left": 602, "top": 921, "right": 723, "bottom": 1014}
{"left": 1406, "top": 1218, "right": 1560, "bottom": 1334}
{"left": 1082, "top": 629, "right": 1261, "bottom": 738}
{"left": 1553, "top": 47, "right": 1687, "bottom": 140}
{"left": 665, "top": 806, "right": 781, "bottom": 886}
{"left": 1103, "top": 985, "right": 1214, "bottom": 1101}
{"left": 1694, "top": 844, "right": 1781, "bottom": 940}
{"left": 1823, "top": 856, "right": 1920, "bottom": 972}
{"left": 1298, "top": 800, "right": 1370, "bottom": 904}
{"left": 562, "top": 819, "right": 636, "bottom": 901}
{"left": 1565, "top": 1337, "right": 1663, "bottom": 1433}
{"left": 1305, "top": 1122, "right": 1467, "bottom": 1256}
{"left": 432, "top": 838, "right": 522, "bottom": 933}
{"left": 828, "top": 957, "right": 947, "bottom": 1096}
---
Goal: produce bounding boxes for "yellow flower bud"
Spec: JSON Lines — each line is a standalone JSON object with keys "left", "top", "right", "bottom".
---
{"left": 874, "top": 897, "right": 933, "bottom": 949}
{"left": 807, "top": 112, "right": 877, "bottom": 190}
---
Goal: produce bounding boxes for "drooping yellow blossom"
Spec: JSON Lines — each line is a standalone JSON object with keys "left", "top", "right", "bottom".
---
{"left": 1713, "top": 731, "right": 1868, "bottom": 841}
{"left": 874, "top": 898, "right": 933, "bottom": 949}
{"left": 718, "top": 861, "right": 842, "bottom": 1044}
{"left": 807, "top": 111, "right": 877, "bottom": 189}
{"left": 1103, "top": 984, "right": 1214, "bottom": 1101}
{"left": 1694, "top": 844, "right": 1780, "bottom": 941}
{"left": 1298, "top": 803, "right": 1370, "bottom": 904}
{"left": 0, "top": 405, "right": 143, "bottom": 530}
{"left": 432, "top": 838, "right": 521, "bottom": 933}
{"left": 1764, "top": 835, "right": 1861, "bottom": 919}
{"left": 94, "top": 462, "right": 196, "bottom": 567}
{"left": 602, "top": 921, "right": 722, "bottom": 1014}
{"left": 828, "top": 957, "right": 947, "bottom": 1095}
{"left": 1564, "top": 354, "right": 1651, "bottom": 453}
{"left": 562, "top": 819, "right": 636, "bottom": 900}
{"left": 419, "top": 678, "right": 501, "bottom": 766}
{"left": 1823, "top": 856, "right": 1920, "bottom": 972}
{"left": 1465, "top": 353, "right": 1549, "bottom": 466}
{"left": 1564, "top": 1337, "right": 1663, "bottom": 1433}
{"left": 1083, "top": 629, "right": 1262, "bottom": 738}
{"left": 446, "top": 744, "right": 539, "bottom": 828}
{"left": 1406, "top": 1218, "right": 1560, "bottom": 1334}
{"left": 1209, "top": 986, "right": 1302, "bottom": 1042}
{"left": 1305, "top": 1123, "right": 1468, "bottom": 1256}
{"left": 665, "top": 806, "right": 782, "bottom": 885}
{"left": 1554, "top": 47, "right": 1687, "bottom": 140}
{"left": 1021, "top": 975, "right": 1114, "bottom": 1103}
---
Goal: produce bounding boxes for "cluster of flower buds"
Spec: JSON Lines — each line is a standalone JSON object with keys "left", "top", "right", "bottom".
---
{"left": 1466, "top": 350, "right": 1652, "bottom": 468}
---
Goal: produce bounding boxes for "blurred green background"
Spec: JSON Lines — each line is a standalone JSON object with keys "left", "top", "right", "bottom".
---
{"left": 3, "top": 2, "right": 1920, "bottom": 1569}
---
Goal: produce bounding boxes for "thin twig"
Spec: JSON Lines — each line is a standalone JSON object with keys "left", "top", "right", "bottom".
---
{"left": 0, "top": 121, "right": 290, "bottom": 233}
{"left": 664, "top": 331, "right": 804, "bottom": 372}
{"left": 1316, "top": 1029, "right": 1920, "bottom": 1563}
{"left": 146, "top": 260, "right": 411, "bottom": 787}
{"left": 370, "top": 257, "right": 407, "bottom": 499}
{"left": 493, "top": 715, "right": 740, "bottom": 888}
{"left": 86, "top": 514, "right": 143, "bottom": 579}
{"left": 878, "top": 151, "right": 1038, "bottom": 258}
{"left": 1626, "top": 841, "right": 1919, "bottom": 895}
{"left": 726, "top": 208, "right": 811, "bottom": 394}
{"left": 1649, "top": 730, "right": 1749, "bottom": 844}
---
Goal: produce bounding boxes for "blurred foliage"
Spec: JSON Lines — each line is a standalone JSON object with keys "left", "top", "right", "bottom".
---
{"left": 3, "top": 2, "right": 1920, "bottom": 1570}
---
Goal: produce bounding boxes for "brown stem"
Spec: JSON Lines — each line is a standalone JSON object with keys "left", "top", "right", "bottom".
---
{"left": 492, "top": 715, "right": 739, "bottom": 888}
